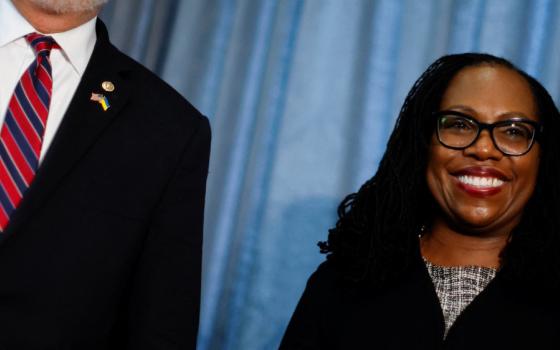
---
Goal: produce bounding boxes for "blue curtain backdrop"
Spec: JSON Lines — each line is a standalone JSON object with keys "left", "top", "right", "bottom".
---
{"left": 100, "top": 1, "right": 560, "bottom": 349}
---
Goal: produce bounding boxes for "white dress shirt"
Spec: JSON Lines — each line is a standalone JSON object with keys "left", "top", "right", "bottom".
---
{"left": 0, "top": 0, "right": 97, "bottom": 162}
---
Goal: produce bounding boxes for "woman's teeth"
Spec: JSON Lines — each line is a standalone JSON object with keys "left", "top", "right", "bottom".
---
{"left": 457, "top": 175, "right": 504, "bottom": 188}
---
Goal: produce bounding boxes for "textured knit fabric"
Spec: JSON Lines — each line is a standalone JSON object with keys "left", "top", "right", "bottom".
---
{"left": 423, "top": 258, "right": 497, "bottom": 337}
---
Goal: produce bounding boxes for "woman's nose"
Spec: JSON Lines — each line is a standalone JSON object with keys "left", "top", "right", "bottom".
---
{"left": 463, "top": 130, "right": 503, "bottom": 160}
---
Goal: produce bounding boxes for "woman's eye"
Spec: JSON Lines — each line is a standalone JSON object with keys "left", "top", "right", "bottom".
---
{"left": 441, "top": 117, "right": 473, "bottom": 131}
{"left": 506, "top": 128, "right": 522, "bottom": 135}
{"left": 504, "top": 126, "right": 529, "bottom": 138}
{"left": 451, "top": 121, "right": 468, "bottom": 129}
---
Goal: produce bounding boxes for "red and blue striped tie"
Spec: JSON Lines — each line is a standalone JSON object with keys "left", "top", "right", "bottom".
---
{"left": 0, "top": 33, "right": 58, "bottom": 232}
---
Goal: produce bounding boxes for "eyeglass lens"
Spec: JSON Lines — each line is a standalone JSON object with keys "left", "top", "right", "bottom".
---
{"left": 437, "top": 115, "right": 535, "bottom": 155}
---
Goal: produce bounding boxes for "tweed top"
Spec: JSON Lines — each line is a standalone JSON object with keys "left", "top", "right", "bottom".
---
{"left": 423, "top": 258, "right": 497, "bottom": 337}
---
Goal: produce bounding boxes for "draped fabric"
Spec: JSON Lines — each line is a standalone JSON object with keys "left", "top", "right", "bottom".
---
{"left": 100, "top": 1, "right": 560, "bottom": 349}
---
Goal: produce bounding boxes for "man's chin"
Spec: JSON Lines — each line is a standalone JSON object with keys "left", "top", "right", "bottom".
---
{"left": 26, "top": 0, "right": 108, "bottom": 14}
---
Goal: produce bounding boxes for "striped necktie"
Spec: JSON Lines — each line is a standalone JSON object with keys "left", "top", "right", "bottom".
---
{"left": 0, "top": 33, "right": 58, "bottom": 232}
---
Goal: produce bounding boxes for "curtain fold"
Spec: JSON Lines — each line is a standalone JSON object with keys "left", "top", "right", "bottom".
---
{"left": 100, "top": 1, "right": 560, "bottom": 349}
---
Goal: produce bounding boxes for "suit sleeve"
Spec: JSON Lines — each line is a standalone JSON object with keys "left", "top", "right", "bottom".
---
{"left": 279, "top": 261, "right": 338, "bottom": 350}
{"left": 126, "top": 115, "right": 211, "bottom": 349}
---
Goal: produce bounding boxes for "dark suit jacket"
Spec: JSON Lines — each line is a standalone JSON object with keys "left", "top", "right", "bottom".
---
{"left": 0, "top": 20, "right": 210, "bottom": 349}
{"left": 281, "top": 257, "right": 560, "bottom": 349}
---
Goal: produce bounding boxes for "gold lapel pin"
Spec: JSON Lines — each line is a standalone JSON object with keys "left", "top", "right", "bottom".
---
{"left": 90, "top": 92, "right": 110, "bottom": 111}
{"left": 101, "top": 81, "right": 115, "bottom": 92}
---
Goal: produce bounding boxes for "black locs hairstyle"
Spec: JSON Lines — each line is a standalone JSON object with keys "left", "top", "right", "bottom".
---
{"left": 319, "top": 53, "right": 560, "bottom": 287}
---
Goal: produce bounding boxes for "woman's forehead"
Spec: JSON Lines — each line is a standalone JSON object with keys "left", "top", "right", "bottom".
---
{"left": 438, "top": 65, "right": 538, "bottom": 122}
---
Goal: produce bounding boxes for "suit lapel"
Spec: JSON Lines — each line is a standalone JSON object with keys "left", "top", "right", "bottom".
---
{"left": 0, "top": 20, "right": 134, "bottom": 242}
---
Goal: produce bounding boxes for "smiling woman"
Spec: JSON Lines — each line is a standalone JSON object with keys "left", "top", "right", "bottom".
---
{"left": 424, "top": 65, "right": 541, "bottom": 269}
{"left": 280, "top": 53, "right": 560, "bottom": 349}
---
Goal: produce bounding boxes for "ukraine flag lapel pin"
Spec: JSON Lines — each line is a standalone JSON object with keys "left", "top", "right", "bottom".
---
{"left": 90, "top": 92, "right": 110, "bottom": 111}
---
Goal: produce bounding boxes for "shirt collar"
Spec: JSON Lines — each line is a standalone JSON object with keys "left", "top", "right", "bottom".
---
{"left": 0, "top": 0, "right": 97, "bottom": 76}
{"left": 49, "top": 17, "right": 97, "bottom": 75}
{"left": 0, "top": 0, "right": 35, "bottom": 48}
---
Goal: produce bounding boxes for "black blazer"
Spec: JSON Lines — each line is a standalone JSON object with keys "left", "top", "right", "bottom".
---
{"left": 281, "top": 257, "right": 560, "bottom": 349}
{"left": 0, "top": 20, "right": 210, "bottom": 349}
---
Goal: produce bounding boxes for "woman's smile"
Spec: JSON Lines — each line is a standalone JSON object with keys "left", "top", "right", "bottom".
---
{"left": 452, "top": 166, "right": 508, "bottom": 197}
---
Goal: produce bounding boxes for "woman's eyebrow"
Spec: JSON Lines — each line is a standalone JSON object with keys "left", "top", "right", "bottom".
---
{"left": 442, "top": 106, "right": 533, "bottom": 120}
{"left": 498, "top": 111, "right": 532, "bottom": 119}
{"left": 439, "top": 105, "right": 477, "bottom": 114}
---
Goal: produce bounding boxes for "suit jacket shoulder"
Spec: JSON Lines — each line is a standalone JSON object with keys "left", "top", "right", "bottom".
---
{"left": 93, "top": 20, "right": 206, "bottom": 129}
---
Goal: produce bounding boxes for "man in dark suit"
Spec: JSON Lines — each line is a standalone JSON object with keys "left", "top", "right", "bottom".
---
{"left": 0, "top": 1, "right": 210, "bottom": 348}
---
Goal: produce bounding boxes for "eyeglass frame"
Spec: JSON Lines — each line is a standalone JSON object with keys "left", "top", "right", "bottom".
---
{"left": 433, "top": 110, "right": 543, "bottom": 156}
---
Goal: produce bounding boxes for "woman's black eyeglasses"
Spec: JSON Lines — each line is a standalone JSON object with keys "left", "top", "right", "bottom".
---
{"left": 434, "top": 110, "right": 542, "bottom": 156}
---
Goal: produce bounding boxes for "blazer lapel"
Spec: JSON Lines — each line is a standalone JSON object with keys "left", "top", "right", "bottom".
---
{"left": 0, "top": 20, "right": 134, "bottom": 242}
